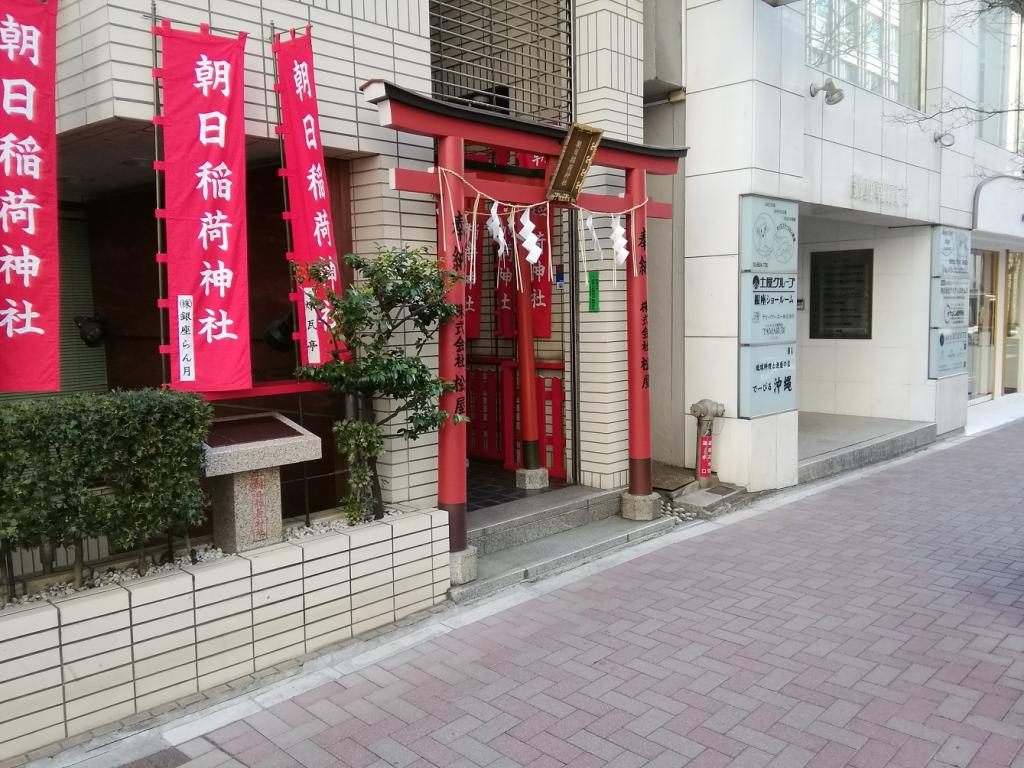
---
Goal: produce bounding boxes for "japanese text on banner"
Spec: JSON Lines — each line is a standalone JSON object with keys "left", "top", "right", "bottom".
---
{"left": 156, "top": 21, "right": 251, "bottom": 391}
{"left": 274, "top": 28, "right": 342, "bottom": 366}
{"left": 0, "top": 0, "right": 59, "bottom": 393}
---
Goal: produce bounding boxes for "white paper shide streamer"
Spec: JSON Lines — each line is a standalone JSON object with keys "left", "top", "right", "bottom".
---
{"left": 610, "top": 215, "right": 629, "bottom": 267}
{"left": 486, "top": 200, "right": 507, "bottom": 258}
{"left": 508, "top": 209, "right": 523, "bottom": 289}
{"left": 585, "top": 214, "right": 603, "bottom": 261}
{"left": 518, "top": 208, "right": 543, "bottom": 265}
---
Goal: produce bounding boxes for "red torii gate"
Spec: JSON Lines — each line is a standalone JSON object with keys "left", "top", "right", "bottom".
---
{"left": 360, "top": 81, "right": 687, "bottom": 567}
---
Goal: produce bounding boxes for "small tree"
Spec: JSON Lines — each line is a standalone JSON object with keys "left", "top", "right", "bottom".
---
{"left": 297, "top": 246, "right": 463, "bottom": 524}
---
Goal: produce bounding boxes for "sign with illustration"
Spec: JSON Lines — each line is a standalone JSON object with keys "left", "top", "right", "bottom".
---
{"left": 740, "top": 195, "right": 798, "bottom": 273}
{"left": 929, "top": 276, "right": 969, "bottom": 328}
{"left": 931, "top": 226, "right": 970, "bottom": 278}
{"left": 739, "top": 343, "right": 797, "bottom": 418}
{"left": 929, "top": 328, "right": 968, "bottom": 378}
{"left": 740, "top": 272, "right": 797, "bottom": 344}
{"left": 928, "top": 225, "right": 970, "bottom": 379}
{"left": 739, "top": 196, "right": 798, "bottom": 416}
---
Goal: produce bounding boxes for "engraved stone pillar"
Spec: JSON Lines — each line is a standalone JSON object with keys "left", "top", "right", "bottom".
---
{"left": 203, "top": 413, "right": 322, "bottom": 553}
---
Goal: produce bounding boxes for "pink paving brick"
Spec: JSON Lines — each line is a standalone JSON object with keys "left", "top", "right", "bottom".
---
{"left": 111, "top": 422, "right": 1024, "bottom": 768}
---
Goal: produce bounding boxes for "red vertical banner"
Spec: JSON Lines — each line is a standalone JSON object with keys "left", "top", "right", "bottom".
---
{"left": 0, "top": 0, "right": 59, "bottom": 392}
{"left": 155, "top": 22, "right": 251, "bottom": 391}
{"left": 273, "top": 27, "right": 342, "bottom": 366}
{"left": 528, "top": 206, "right": 552, "bottom": 338}
{"left": 495, "top": 214, "right": 515, "bottom": 338}
{"left": 464, "top": 222, "right": 482, "bottom": 339}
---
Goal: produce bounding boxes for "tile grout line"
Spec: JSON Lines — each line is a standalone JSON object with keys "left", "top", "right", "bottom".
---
{"left": 37, "top": 414, "right": 1024, "bottom": 768}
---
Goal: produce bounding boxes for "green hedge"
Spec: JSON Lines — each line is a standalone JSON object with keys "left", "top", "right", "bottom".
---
{"left": 0, "top": 390, "right": 212, "bottom": 558}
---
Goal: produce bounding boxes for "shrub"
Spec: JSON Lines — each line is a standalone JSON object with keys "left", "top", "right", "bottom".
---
{"left": 297, "top": 246, "right": 462, "bottom": 524}
{"left": 0, "top": 389, "right": 212, "bottom": 586}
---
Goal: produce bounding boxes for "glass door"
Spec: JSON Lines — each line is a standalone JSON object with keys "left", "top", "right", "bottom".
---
{"left": 1005, "top": 252, "right": 1022, "bottom": 394}
{"left": 969, "top": 250, "right": 999, "bottom": 401}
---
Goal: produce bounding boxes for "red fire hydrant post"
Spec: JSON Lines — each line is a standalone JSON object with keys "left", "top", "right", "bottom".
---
{"left": 689, "top": 399, "right": 725, "bottom": 489}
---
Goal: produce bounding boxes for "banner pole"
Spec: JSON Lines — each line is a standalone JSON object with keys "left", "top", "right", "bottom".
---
{"left": 271, "top": 22, "right": 311, "bottom": 526}
{"left": 270, "top": 21, "right": 300, "bottom": 372}
{"left": 151, "top": 0, "right": 169, "bottom": 388}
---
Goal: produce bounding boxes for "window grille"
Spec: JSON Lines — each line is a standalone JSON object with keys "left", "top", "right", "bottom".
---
{"left": 429, "top": 0, "right": 574, "bottom": 127}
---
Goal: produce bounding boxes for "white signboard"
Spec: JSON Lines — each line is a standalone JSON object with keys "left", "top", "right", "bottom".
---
{"left": 928, "top": 225, "right": 970, "bottom": 379}
{"left": 740, "top": 196, "right": 798, "bottom": 272}
{"left": 740, "top": 272, "right": 797, "bottom": 344}
{"left": 931, "top": 226, "right": 970, "bottom": 277}
{"left": 739, "top": 343, "right": 797, "bottom": 418}
{"left": 929, "top": 276, "right": 970, "bottom": 328}
{"left": 929, "top": 328, "right": 968, "bottom": 378}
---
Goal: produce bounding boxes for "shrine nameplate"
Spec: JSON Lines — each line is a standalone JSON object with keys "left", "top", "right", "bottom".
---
{"left": 546, "top": 123, "right": 603, "bottom": 204}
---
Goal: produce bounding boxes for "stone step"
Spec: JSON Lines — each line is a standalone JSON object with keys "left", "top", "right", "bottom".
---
{"left": 797, "top": 421, "right": 937, "bottom": 484}
{"left": 467, "top": 485, "right": 623, "bottom": 556}
{"left": 451, "top": 514, "right": 676, "bottom": 603}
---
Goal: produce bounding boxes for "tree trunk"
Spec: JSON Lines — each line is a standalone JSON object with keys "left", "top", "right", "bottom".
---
{"left": 359, "top": 394, "right": 385, "bottom": 518}
{"left": 183, "top": 530, "right": 193, "bottom": 563}
{"left": 137, "top": 545, "right": 148, "bottom": 577}
{"left": 165, "top": 531, "right": 175, "bottom": 564}
{"left": 40, "top": 540, "right": 54, "bottom": 574}
{"left": 0, "top": 540, "right": 16, "bottom": 601}
{"left": 72, "top": 539, "right": 84, "bottom": 589}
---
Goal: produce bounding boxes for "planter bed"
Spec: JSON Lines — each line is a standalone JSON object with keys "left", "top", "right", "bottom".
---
{"left": 0, "top": 510, "right": 450, "bottom": 761}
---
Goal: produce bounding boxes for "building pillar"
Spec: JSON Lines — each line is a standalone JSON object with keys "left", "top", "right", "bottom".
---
{"left": 435, "top": 136, "right": 474, "bottom": 581}
{"left": 622, "top": 167, "right": 660, "bottom": 519}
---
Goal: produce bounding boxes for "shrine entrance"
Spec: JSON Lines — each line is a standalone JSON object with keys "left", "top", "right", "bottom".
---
{"left": 461, "top": 163, "right": 570, "bottom": 511}
{"left": 360, "top": 80, "right": 686, "bottom": 576}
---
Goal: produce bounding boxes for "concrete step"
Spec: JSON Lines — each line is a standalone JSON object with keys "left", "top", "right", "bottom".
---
{"left": 451, "top": 514, "right": 676, "bottom": 603}
{"left": 466, "top": 485, "right": 623, "bottom": 556}
{"left": 797, "top": 421, "right": 937, "bottom": 484}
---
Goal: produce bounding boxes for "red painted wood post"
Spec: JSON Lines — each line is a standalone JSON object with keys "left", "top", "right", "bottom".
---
{"left": 485, "top": 369, "right": 499, "bottom": 459}
{"left": 551, "top": 377, "right": 566, "bottom": 479}
{"left": 502, "top": 362, "right": 516, "bottom": 470}
{"left": 513, "top": 234, "right": 543, "bottom": 471}
{"left": 625, "top": 167, "right": 652, "bottom": 497}
{"left": 467, "top": 368, "right": 481, "bottom": 456}
{"left": 437, "top": 136, "right": 468, "bottom": 552}
{"left": 536, "top": 375, "right": 548, "bottom": 471}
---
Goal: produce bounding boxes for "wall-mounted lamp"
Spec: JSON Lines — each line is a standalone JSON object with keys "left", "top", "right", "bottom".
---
{"left": 809, "top": 78, "right": 845, "bottom": 105}
{"left": 933, "top": 131, "right": 956, "bottom": 148}
{"left": 73, "top": 315, "right": 106, "bottom": 347}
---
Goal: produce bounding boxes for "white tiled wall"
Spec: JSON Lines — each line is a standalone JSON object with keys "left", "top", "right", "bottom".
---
{"left": 796, "top": 221, "right": 936, "bottom": 422}
{"left": 576, "top": 0, "right": 644, "bottom": 144}
{"left": 57, "top": 0, "right": 432, "bottom": 156}
{"left": 571, "top": 0, "right": 648, "bottom": 490}
{"left": 0, "top": 512, "right": 449, "bottom": 762}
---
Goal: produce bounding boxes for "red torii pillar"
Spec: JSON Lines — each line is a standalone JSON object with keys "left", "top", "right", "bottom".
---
{"left": 435, "top": 136, "right": 469, "bottom": 566}
{"left": 512, "top": 219, "right": 546, "bottom": 489}
{"left": 621, "top": 167, "right": 660, "bottom": 520}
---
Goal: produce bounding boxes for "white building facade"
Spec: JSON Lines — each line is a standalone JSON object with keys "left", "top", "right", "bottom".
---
{"left": 679, "top": 0, "right": 1024, "bottom": 490}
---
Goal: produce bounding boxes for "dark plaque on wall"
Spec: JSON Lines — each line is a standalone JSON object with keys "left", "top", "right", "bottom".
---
{"left": 809, "top": 249, "right": 873, "bottom": 339}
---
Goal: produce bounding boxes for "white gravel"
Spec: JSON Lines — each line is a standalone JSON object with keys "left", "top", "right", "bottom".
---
{"left": 1, "top": 545, "right": 224, "bottom": 610}
{"left": 285, "top": 508, "right": 403, "bottom": 540}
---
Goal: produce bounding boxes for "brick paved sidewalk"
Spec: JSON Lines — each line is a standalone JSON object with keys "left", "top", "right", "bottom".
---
{"left": 137, "top": 423, "right": 1024, "bottom": 767}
